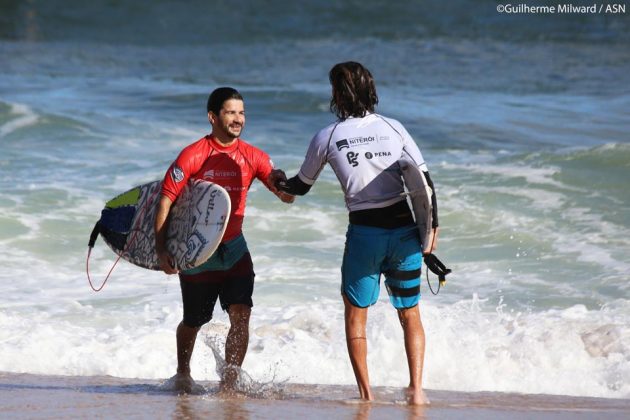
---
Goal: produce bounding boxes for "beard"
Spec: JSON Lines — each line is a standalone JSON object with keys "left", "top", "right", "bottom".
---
{"left": 223, "top": 122, "right": 243, "bottom": 138}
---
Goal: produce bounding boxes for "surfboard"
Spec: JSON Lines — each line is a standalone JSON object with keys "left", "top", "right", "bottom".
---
{"left": 92, "top": 179, "right": 230, "bottom": 271}
{"left": 399, "top": 159, "right": 435, "bottom": 254}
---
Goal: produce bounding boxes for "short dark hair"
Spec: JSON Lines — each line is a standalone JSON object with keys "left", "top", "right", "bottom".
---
{"left": 207, "top": 87, "right": 243, "bottom": 115}
{"left": 329, "top": 62, "right": 378, "bottom": 120}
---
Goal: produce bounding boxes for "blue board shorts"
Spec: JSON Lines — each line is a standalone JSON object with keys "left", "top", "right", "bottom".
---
{"left": 179, "top": 234, "right": 254, "bottom": 327}
{"left": 342, "top": 224, "right": 422, "bottom": 309}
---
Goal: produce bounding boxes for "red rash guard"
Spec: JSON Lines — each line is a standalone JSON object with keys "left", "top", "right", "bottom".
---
{"left": 161, "top": 135, "right": 275, "bottom": 242}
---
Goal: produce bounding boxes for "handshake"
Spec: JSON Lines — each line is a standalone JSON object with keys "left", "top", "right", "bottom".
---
{"left": 268, "top": 169, "right": 295, "bottom": 204}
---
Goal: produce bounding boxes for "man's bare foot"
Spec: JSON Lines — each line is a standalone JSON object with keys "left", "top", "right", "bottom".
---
{"left": 220, "top": 364, "right": 240, "bottom": 392}
{"left": 359, "top": 392, "right": 374, "bottom": 402}
{"left": 162, "top": 372, "right": 205, "bottom": 395}
{"left": 406, "top": 387, "right": 430, "bottom": 405}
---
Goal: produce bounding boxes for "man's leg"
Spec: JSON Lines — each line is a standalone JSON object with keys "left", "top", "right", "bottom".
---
{"left": 222, "top": 303, "right": 251, "bottom": 390}
{"left": 343, "top": 294, "right": 373, "bottom": 401}
{"left": 166, "top": 321, "right": 203, "bottom": 393}
{"left": 172, "top": 272, "right": 218, "bottom": 394}
{"left": 177, "top": 321, "right": 200, "bottom": 375}
{"left": 397, "top": 305, "right": 430, "bottom": 405}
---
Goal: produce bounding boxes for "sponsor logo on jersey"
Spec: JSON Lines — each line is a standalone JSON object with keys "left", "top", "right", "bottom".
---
{"left": 336, "top": 139, "right": 349, "bottom": 151}
{"left": 223, "top": 185, "right": 247, "bottom": 192}
{"left": 338, "top": 136, "right": 377, "bottom": 150}
{"left": 171, "top": 165, "right": 185, "bottom": 183}
{"left": 348, "top": 136, "right": 376, "bottom": 146}
{"left": 203, "top": 169, "right": 239, "bottom": 179}
{"left": 365, "top": 151, "right": 392, "bottom": 159}
{"left": 346, "top": 151, "right": 359, "bottom": 167}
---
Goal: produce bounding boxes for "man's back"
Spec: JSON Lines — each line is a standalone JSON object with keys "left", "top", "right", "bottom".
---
{"left": 298, "top": 113, "right": 426, "bottom": 211}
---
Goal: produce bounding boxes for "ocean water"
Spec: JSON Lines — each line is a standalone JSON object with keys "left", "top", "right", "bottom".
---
{"left": 1, "top": 0, "right": 629, "bottom": 399}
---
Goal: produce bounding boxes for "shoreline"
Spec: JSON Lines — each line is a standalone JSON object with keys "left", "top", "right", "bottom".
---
{"left": 2, "top": 372, "right": 629, "bottom": 419}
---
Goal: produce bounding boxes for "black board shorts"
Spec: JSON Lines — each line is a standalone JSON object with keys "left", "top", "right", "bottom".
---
{"left": 178, "top": 252, "right": 255, "bottom": 328}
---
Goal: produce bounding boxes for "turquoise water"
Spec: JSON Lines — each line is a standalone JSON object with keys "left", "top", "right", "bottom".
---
{"left": 0, "top": 0, "right": 629, "bottom": 398}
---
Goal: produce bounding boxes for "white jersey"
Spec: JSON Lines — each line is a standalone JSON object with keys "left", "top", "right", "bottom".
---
{"left": 297, "top": 113, "right": 428, "bottom": 211}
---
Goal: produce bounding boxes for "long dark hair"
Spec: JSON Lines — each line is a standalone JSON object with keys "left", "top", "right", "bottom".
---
{"left": 329, "top": 62, "right": 378, "bottom": 120}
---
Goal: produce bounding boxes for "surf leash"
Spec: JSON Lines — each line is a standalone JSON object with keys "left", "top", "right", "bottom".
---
{"left": 423, "top": 228, "right": 452, "bottom": 295}
{"left": 424, "top": 253, "right": 451, "bottom": 295}
{"left": 85, "top": 185, "right": 161, "bottom": 292}
{"left": 86, "top": 221, "right": 123, "bottom": 292}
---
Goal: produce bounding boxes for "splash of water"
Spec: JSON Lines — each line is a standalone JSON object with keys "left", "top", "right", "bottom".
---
{"left": 204, "top": 333, "right": 288, "bottom": 399}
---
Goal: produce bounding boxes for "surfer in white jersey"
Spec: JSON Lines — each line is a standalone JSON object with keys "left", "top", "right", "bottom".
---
{"left": 272, "top": 62, "right": 439, "bottom": 405}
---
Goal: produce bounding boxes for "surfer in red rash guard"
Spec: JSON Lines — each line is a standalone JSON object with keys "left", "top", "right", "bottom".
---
{"left": 155, "top": 87, "right": 293, "bottom": 394}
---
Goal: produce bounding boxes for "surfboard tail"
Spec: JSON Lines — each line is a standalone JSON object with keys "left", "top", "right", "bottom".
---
{"left": 88, "top": 221, "right": 101, "bottom": 249}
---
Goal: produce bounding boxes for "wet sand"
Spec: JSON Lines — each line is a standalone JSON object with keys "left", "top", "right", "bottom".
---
{"left": 1, "top": 372, "right": 629, "bottom": 419}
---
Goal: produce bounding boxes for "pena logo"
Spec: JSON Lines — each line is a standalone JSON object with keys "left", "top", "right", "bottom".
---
{"left": 346, "top": 151, "right": 359, "bottom": 167}
{"left": 365, "top": 151, "right": 392, "bottom": 159}
{"left": 171, "top": 165, "right": 185, "bottom": 183}
{"left": 336, "top": 139, "right": 350, "bottom": 151}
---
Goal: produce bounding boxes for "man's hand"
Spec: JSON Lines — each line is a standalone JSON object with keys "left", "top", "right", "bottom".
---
{"left": 268, "top": 169, "right": 287, "bottom": 193}
{"left": 275, "top": 190, "right": 295, "bottom": 203}
{"left": 268, "top": 169, "right": 295, "bottom": 203}
{"left": 157, "top": 249, "right": 178, "bottom": 275}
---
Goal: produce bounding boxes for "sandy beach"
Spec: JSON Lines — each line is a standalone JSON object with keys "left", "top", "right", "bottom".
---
{"left": 1, "top": 372, "right": 628, "bottom": 419}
